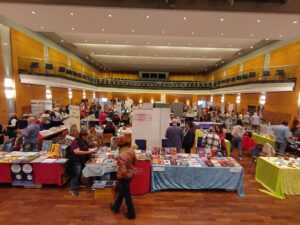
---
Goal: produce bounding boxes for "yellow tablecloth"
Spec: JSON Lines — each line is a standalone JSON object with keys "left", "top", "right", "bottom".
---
{"left": 255, "top": 157, "right": 300, "bottom": 199}
{"left": 195, "top": 129, "right": 230, "bottom": 156}
{"left": 252, "top": 133, "right": 275, "bottom": 147}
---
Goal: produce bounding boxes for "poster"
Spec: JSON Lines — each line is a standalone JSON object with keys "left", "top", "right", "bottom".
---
{"left": 65, "top": 105, "right": 80, "bottom": 131}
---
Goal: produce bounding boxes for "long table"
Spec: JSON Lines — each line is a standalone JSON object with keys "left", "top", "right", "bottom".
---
{"left": 151, "top": 162, "right": 244, "bottom": 196}
{"left": 252, "top": 133, "right": 275, "bottom": 147}
{"left": 193, "top": 122, "right": 222, "bottom": 129}
{"left": 255, "top": 157, "right": 300, "bottom": 199}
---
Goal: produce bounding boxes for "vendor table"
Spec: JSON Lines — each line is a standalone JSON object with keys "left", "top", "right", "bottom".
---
{"left": 151, "top": 162, "right": 244, "bottom": 196}
{"left": 255, "top": 157, "right": 300, "bottom": 199}
{"left": 0, "top": 163, "right": 12, "bottom": 183}
{"left": 252, "top": 133, "right": 275, "bottom": 147}
{"left": 39, "top": 126, "right": 68, "bottom": 140}
{"left": 33, "top": 162, "right": 67, "bottom": 186}
{"left": 82, "top": 163, "right": 117, "bottom": 177}
{"left": 81, "top": 119, "right": 99, "bottom": 130}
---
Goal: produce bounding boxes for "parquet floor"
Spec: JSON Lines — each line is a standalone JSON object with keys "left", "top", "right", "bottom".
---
{"left": 1, "top": 153, "right": 300, "bottom": 225}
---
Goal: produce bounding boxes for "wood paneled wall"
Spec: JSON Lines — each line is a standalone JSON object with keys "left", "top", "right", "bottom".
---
{"left": 0, "top": 35, "right": 8, "bottom": 124}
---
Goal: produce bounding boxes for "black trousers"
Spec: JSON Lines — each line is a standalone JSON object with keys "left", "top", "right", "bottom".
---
{"left": 113, "top": 178, "right": 135, "bottom": 218}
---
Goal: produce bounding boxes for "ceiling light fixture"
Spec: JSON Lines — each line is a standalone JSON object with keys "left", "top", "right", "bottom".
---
{"left": 108, "top": 14, "right": 112, "bottom": 18}
{"left": 70, "top": 12, "right": 74, "bottom": 16}
{"left": 61, "top": 39, "right": 64, "bottom": 43}
{"left": 147, "top": 42, "right": 150, "bottom": 45}
{"left": 71, "top": 27, "right": 75, "bottom": 31}
{"left": 250, "top": 33, "right": 254, "bottom": 37}
{"left": 146, "top": 15, "right": 150, "bottom": 19}
{"left": 86, "top": 56, "right": 89, "bottom": 59}
{"left": 31, "top": 10, "right": 36, "bottom": 14}
{"left": 265, "top": 38, "right": 269, "bottom": 41}
{"left": 161, "top": 30, "right": 165, "bottom": 34}
{"left": 279, "top": 34, "right": 283, "bottom": 38}
{"left": 220, "top": 32, "right": 224, "bottom": 36}
{"left": 183, "top": 17, "right": 187, "bottom": 20}
{"left": 250, "top": 46, "right": 253, "bottom": 49}
{"left": 220, "top": 18, "right": 224, "bottom": 22}
{"left": 40, "top": 26, "right": 44, "bottom": 29}
{"left": 208, "top": 44, "right": 212, "bottom": 47}
{"left": 101, "top": 28, "right": 105, "bottom": 32}
{"left": 293, "top": 20, "right": 298, "bottom": 24}
{"left": 256, "top": 19, "right": 261, "bottom": 23}
{"left": 132, "top": 29, "right": 135, "bottom": 33}
{"left": 91, "top": 52, "right": 94, "bottom": 55}
{"left": 191, "top": 31, "right": 194, "bottom": 35}
{"left": 85, "top": 39, "right": 88, "bottom": 43}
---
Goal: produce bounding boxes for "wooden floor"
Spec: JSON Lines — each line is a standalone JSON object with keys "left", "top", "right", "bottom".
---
{"left": 1, "top": 154, "right": 300, "bottom": 225}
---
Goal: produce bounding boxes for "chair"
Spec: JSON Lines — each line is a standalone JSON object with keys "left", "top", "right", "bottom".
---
{"left": 162, "top": 139, "right": 170, "bottom": 148}
{"left": 236, "top": 75, "right": 242, "bottom": 81}
{"left": 45, "top": 63, "right": 53, "bottom": 70}
{"left": 135, "top": 139, "right": 147, "bottom": 150}
{"left": 58, "top": 67, "right": 65, "bottom": 73}
{"left": 249, "top": 72, "right": 256, "bottom": 78}
{"left": 30, "top": 62, "right": 39, "bottom": 69}
{"left": 242, "top": 74, "right": 248, "bottom": 79}
{"left": 197, "top": 137, "right": 203, "bottom": 147}
{"left": 276, "top": 69, "right": 285, "bottom": 76}
{"left": 102, "top": 133, "right": 113, "bottom": 147}
{"left": 231, "top": 77, "right": 236, "bottom": 82}
{"left": 263, "top": 71, "right": 270, "bottom": 77}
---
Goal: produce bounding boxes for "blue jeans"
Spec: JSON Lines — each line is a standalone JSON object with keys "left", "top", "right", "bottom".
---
{"left": 231, "top": 136, "right": 242, "bottom": 157}
{"left": 70, "top": 162, "right": 82, "bottom": 192}
{"left": 276, "top": 142, "right": 287, "bottom": 153}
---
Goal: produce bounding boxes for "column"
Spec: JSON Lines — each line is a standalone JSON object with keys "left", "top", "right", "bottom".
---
{"left": 160, "top": 93, "right": 166, "bottom": 103}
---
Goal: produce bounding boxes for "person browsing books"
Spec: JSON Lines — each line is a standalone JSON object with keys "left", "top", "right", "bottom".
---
{"left": 165, "top": 118, "right": 183, "bottom": 152}
{"left": 182, "top": 121, "right": 195, "bottom": 153}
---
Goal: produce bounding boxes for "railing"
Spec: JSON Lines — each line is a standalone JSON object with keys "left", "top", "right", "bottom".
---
{"left": 18, "top": 56, "right": 297, "bottom": 90}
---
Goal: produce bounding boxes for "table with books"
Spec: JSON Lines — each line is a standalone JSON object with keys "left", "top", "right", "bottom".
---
{"left": 252, "top": 132, "right": 275, "bottom": 147}
{"left": 0, "top": 151, "right": 68, "bottom": 186}
{"left": 255, "top": 156, "right": 300, "bottom": 199}
{"left": 151, "top": 147, "right": 244, "bottom": 196}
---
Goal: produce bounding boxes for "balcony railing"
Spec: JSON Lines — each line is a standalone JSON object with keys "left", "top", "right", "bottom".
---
{"left": 18, "top": 56, "right": 297, "bottom": 90}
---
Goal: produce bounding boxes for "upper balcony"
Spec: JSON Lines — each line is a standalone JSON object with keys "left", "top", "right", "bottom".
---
{"left": 17, "top": 56, "right": 297, "bottom": 93}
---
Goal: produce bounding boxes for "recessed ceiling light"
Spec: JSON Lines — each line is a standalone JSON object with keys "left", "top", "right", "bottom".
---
{"left": 293, "top": 20, "right": 298, "bottom": 24}
{"left": 146, "top": 15, "right": 150, "bottom": 19}
{"left": 279, "top": 34, "right": 283, "bottom": 38}
{"left": 40, "top": 26, "right": 44, "bottom": 29}
{"left": 208, "top": 44, "right": 212, "bottom": 47}
{"left": 265, "top": 38, "right": 269, "bottom": 41}
{"left": 188, "top": 43, "right": 191, "bottom": 46}
{"left": 61, "top": 39, "right": 64, "bottom": 43}
{"left": 71, "top": 27, "right": 75, "bottom": 31}
{"left": 215, "top": 64, "right": 218, "bottom": 67}
{"left": 132, "top": 29, "right": 135, "bottom": 33}
{"left": 220, "top": 18, "right": 224, "bottom": 22}
{"left": 147, "top": 42, "right": 150, "bottom": 45}
{"left": 250, "top": 33, "right": 254, "bottom": 37}
{"left": 161, "top": 30, "right": 165, "bottom": 34}
{"left": 91, "top": 52, "right": 94, "bottom": 55}
{"left": 31, "top": 10, "right": 36, "bottom": 14}
{"left": 250, "top": 46, "right": 253, "bottom": 49}
{"left": 70, "top": 12, "right": 74, "bottom": 16}
{"left": 183, "top": 17, "right": 187, "bottom": 20}
{"left": 238, "top": 52, "right": 241, "bottom": 55}
{"left": 221, "top": 60, "right": 224, "bottom": 63}
{"left": 84, "top": 39, "right": 88, "bottom": 43}
{"left": 108, "top": 14, "right": 112, "bottom": 18}
{"left": 256, "top": 19, "right": 261, "bottom": 23}
{"left": 105, "top": 40, "right": 109, "bottom": 43}
{"left": 167, "top": 42, "right": 170, "bottom": 45}
{"left": 220, "top": 32, "right": 224, "bottom": 36}
{"left": 86, "top": 56, "right": 89, "bottom": 59}
{"left": 101, "top": 28, "right": 105, "bottom": 32}
{"left": 191, "top": 31, "right": 194, "bottom": 35}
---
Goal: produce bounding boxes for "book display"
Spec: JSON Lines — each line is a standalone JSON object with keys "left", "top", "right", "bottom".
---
{"left": 151, "top": 147, "right": 244, "bottom": 196}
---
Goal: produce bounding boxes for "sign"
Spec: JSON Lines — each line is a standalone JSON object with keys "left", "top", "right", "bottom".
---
{"left": 31, "top": 100, "right": 53, "bottom": 116}
{"left": 68, "top": 105, "right": 80, "bottom": 131}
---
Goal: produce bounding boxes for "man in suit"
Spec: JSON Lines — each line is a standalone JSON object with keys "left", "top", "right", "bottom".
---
{"left": 165, "top": 118, "right": 183, "bottom": 152}
{"left": 182, "top": 121, "right": 195, "bottom": 153}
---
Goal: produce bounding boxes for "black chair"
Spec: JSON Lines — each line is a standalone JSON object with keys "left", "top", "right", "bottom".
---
{"left": 66, "top": 69, "right": 72, "bottom": 75}
{"left": 276, "top": 69, "right": 285, "bottom": 76}
{"left": 231, "top": 77, "right": 236, "bottom": 82}
{"left": 249, "top": 72, "right": 256, "bottom": 78}
{"left": 236, "top": 75, "right": 242, "bottom": 81}
{"left": 30, "top": 62, "right": 39, "bottom": 69}
{"left": 45, "top": 63, "right": 53, "bottom": 70}
{"left": 58, "top": 67, "right": 65, "bottom": 72}
{"left": 135, "top": 139, "right": 147, "bottom": 150}
{"left": 162, "top": 139, "right": 170, "bottom": 148}
{"left": 263, "top": 71, "right": 270, "bottom": 77}
{"left": 242, "top": 74, "right": 248, "bottom": 79}
{"left": 226, "top": 78, "right": 231, "bottom": 83}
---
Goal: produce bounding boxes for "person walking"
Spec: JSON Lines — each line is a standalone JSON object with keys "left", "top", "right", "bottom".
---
{"left": 165, "top": 118, "right": 183, "bottom": 152}
{"left": 231, "top": 119, "right": 245, "bottom": 160}
{"left": 272, "top": 121, "right": 290, "bottom": 153}
{"left": 111, "top": 136, "right": 137, "bottom": 219}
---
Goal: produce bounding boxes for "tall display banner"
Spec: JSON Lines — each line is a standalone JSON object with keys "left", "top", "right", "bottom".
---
{"left": 65, "top": 105, "right": 80, "bottom": 131}
{"left": 132, "top": 108, "right": 170, "bottom": 150}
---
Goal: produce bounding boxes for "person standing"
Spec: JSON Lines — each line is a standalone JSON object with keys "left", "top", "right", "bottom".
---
{"left": 231, "top": 119, "right": 245, "bottom": 160}
{"left": 251, "top": 112, "right": 260, "bottom": 131}
{"left": 4, "top": 113, "right": 19, "bottom": 140}
{"left": 215, "top": 125, "right": 226, "bottom": 155}
{"left": 111, "top": 136, "right": 137, "bottom": 219}
{"left": 165, "top": 118, "right": 183, "bottom": 152}
{"left": 182, "top": 121, "right": 195, "bottom": 153}
{"left": 69, "top": 129, "right": 96, "bottom": 196}
{"left": 243, "top": 112, "right": 251, "bottom": 128}
{"left": 18, "top": 117, "right": 40, "bottom": 151}
{"left": 272, "top": 121, "right": 290, "bottom": 153}
{"left": 202, "top": 127, "right": 221, "bottom": 150}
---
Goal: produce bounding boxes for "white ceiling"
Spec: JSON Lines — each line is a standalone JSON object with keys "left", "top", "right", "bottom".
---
{"left": 1, "top": 3, "right": 300, "bottom": 72}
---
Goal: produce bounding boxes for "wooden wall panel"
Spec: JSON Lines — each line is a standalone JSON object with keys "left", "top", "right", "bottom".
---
{"left": 226, "top": 64, "right": 239, "bottom": 77}
{"left": 52, "top": 87, "right": 68, "bottom": 106}
{"left": 72, "top": 89, "right": 83, "bottom": 105}
{"left": 48, "top": 47, "right": 67, "bottom": 65}
{"left": 0, "top": 35, "right": 8, "bottom": 124}
{"left": 240, "top": 93, "right": 260, "bottom": 114}
{"left": 243, "top": 55, "right": 265, "bottom": 71}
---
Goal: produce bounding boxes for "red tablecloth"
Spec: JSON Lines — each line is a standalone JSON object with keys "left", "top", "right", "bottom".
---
{"left": 33, "top": 163, "right": 65, "bottom": 186}
{"left": 0, "top": 163, "right": 12, "bottom": 183}
{"left": 130, "top": 160, "right": 151, "bottom": 195}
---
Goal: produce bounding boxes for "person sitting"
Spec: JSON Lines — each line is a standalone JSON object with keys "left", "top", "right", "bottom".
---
{"left": 69, "top": 129, "right": 96, "bottom": 196}
{"left": 165, "top": 118, "right": 183, "bottom": 152}
{"left": 202, "top": 127, "right": 221, "bottom": 150}
{"left": 18, "top": 117, "right": 40, "bottom": 152}
{"left": 103, "top": 121, "right": 116, "bottom": 136}
{"left": 182, "top": 121, "right": 195, "bottom": 153}
{"left": 86, "top": 125, "right": 101, "bottom": 147}
{"left": 110, "top": 135, "right": 137, "bottom": 219}
{"left": 112, "top": 114, "right": 121, "bottom": 127}
{"left": 242, "top": 131, "right": 257, "bottom": 152}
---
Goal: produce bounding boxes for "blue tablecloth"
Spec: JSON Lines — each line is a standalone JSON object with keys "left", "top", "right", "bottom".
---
{"left": 151, "top": 165, "right": 244, "bottom": 197}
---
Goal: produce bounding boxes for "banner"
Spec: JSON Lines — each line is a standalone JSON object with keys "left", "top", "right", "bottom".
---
{"left": 65, "top": 105, "right": 80, "bottom": 131}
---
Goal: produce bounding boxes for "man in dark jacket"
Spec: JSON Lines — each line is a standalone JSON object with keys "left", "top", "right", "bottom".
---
{"left": 182, "top": 121, "right": 195, "bottom": 153}
{"left": 165, "top": 118, "right": 183, "bottom": 152}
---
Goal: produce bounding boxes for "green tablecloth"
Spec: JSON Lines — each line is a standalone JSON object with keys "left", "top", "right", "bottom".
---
{"left": 195, "top": 129, "right": 231, "bottom": 156}
{"left": 255, "top": 157, "right": 300, "bottom": 199}
{"left": 252, "top": 133, "right": 275, "bottom": 147}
